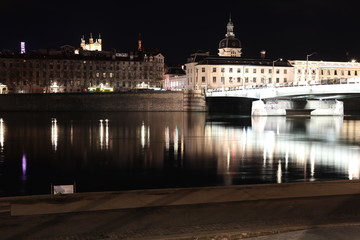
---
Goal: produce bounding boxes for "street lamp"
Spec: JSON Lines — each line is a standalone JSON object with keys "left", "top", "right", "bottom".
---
{"left": 272, "top": 58, "right": 282, "bottom": 86}
{"left": 305, "top": 52, "right": 317, "bottom": 83}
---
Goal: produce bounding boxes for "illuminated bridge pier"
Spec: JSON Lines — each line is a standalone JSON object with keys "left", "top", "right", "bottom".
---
{"left": 206, "top": 78, "right": 360, "bottom": 116}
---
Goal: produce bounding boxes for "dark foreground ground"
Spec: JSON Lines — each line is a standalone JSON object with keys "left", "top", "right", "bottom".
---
{"left": 2, "top": 180, "right": 360, "bottom": 240}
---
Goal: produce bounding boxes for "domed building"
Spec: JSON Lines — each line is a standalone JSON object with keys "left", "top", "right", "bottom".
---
{"left": 218, "top": 17, "right": 242, "bottom": 57}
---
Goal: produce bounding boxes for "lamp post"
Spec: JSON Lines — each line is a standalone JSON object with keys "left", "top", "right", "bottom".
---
{"left": 272, "top": 58, "right": 282, "bottom": 86}
{"left": 305, "top": 52, "right": 317, "bottom": 83}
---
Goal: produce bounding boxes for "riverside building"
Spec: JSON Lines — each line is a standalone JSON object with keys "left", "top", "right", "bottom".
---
{"left": 184, "top": 17, "right": 294, "bottom": 90}
{"left": 0, "top": 35, "right": 164, "bottom": 93}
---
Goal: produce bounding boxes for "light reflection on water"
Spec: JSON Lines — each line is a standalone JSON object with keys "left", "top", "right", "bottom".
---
{"left": 0, "top": 112, "right": 360, "bottom": 197}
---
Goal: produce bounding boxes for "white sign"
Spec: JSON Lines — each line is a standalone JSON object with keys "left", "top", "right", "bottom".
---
{"left": 53, "top": 185, "right": 74, "bottom": 194}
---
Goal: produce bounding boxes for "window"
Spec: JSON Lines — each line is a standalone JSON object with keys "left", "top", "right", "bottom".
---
{"left": 253, "top": 69, "right": 257, "bottom": 73}
{"left": 284, "top": 69, "right": 287, "bottom": 74}
{"left": 276, "top": 69, "right": 280, "bottom": 74}
{"left": 237, "top": 68, "right": 241, "bottom": 73}
{"left": 221, "top": 68, "right": 225, "bottom": 73}
{"left": 321, "top": 70, "right": 324, "bottom": 75}
{"left": 276, "top": 78, "right": 280, "bottom": 83}
{"left": 284, "top": 78, "right": 287, "bottom": 82}
{"left": 212, "top": 67, "right": 216, "bottom": 72}
{"left": 269, "top": 69, "right": 273, "bottom": 74}
{"left": 229, "top": 77, "right": 233, "bottom": 82}
{"left": 221, "top": 77, "right": 225, "bottom": 83}
{"left": 253, "top": 77, "right": 256, "bottom": 82}
{"left": 245, "top": 77, "right": 249, "bottom": 83}
{"left": 334, "top": 70, "right": 337, "bottom": 75}
{"left": 297, "top": 69, "right": 301, "bottom": 74}
{"left": 212, "top": 76, "right": 216, "bottom": 83}
{"left": 312, "top": 70, "right": 316, "bottom": 74}
{"left": 237, "top": 77, "right": 241, "bottom": 83}
{"left": 229, "top": 68, "right": 233, "bottom": 73}
{"left": 327, "top": 70, "right": 331, "bottom": 75}
{"left": 268, "top": 78, "right": 272, "bottom": 83}
{"left": 341, "top": 70, "right": 344, "bottom": 76}
{"left": 202, "top": 67, "right": 205, "bottom": 72}
{"left": 201, "top": 76, "right": 205, "bottom": 83}
{"left": 355, "top": 71, "right": 358, "bottom": 76}
{"left": 245, "top": 68, "right": 249, "bottom": 73}
{"left": 261, "top": 69, "right": 264, "bottom": 74}
{"left": 348, "top": 70, "right": 351, "bottom": 75}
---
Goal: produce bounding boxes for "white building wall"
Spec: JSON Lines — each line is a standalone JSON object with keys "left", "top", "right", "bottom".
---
{"left": 190, "top": 64, "right": 293, "bottom": 90}
{"left": 290, "top": 60, "right": 360, "bottom": 84}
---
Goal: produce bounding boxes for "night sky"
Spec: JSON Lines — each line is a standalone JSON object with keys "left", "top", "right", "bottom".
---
{"left": 1, "top": 0, "right": 359, "bottom": 65}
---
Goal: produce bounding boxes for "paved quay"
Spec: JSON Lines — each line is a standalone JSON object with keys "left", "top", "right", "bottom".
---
{"left": 1, "top": 180, "right": 360, "bottom": 239}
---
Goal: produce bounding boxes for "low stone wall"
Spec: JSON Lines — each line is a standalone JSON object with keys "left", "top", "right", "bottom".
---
{"left": 0, "top": 90, "right": 207, "bottom": 112}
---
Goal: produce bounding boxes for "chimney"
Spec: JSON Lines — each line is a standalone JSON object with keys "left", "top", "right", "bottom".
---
{"left": 260, "top": 50, "right": 266, "bottom": 59}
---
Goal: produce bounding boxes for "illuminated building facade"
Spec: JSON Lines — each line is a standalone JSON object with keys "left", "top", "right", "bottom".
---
{"left": 0, "top": 38, "right": 165, "bottom": 93}
{"left": 163, "top": 66, "right": 187, "bottom": 90}
{"left": 289, "top": 60, "right": 360, "bottom": 84}
{"left": 80, "top": 33, "right": 102, "bottom": 52}
{"left": 184, "top": 17, "right": 360, "bottom": 91}
{"left": 184, "top": 17, "right": 293, "bottom": 90}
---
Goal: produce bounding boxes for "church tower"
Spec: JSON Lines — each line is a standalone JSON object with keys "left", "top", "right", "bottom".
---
{"left": 218, "top": 15, "right": 242, "bottom": 57}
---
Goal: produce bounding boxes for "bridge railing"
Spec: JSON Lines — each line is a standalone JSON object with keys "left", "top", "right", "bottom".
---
{"left": 207, "top": 77, "right": 360, "bottom": 93}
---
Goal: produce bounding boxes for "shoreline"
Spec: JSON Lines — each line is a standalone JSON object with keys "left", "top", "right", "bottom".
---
{"left": 2, "top": 179, "right": 360, "bottom": 216}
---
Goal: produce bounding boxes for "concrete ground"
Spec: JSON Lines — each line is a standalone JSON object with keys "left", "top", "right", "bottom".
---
{"left": 2, "top": 180, "right": 360, "bottom": 239}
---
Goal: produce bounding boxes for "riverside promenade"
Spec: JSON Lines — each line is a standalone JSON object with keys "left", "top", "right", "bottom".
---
{"left": 2, "top": 180, "right": 360, "bottom": 239}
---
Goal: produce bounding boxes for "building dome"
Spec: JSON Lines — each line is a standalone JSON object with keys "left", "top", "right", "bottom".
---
{"left": 218, "top": 16, "right": 242, "bottom": 57}
{"left": 218, "top": 37, "right": 241, "bottom": 49}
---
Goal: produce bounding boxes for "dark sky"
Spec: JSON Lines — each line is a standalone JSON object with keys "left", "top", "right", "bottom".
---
{"left": 1, "top": 0, "right": 359, "bottom": 65}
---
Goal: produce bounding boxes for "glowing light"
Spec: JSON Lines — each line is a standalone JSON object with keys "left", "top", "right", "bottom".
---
{"left": 22, "top": 153, "right": 27, "bottom": 177}
{"left": 141, "top": 122, "right": 146, "bottom": 148}
{"left": 99, "top": 119, "right": 104, "bottom": 149}
{"left": 105, "top": 119, "right": 109, "bottom": 149}
{"left": 0, "top": 118, "right": 4, "bottom": 149}
{"left": 174, "top": 127, "right": 179, "bottom": 154}
{"left": 20, "top": 42, "right": 25, "bottom": 54}
{"left": 277, "top": 160, "right": 282, "bottom": 183}
{"left": 165, "top": 127, "right": 169, "bottom": 150}
{"left": 51, "top": 118, "right": 58, "bottom": 151}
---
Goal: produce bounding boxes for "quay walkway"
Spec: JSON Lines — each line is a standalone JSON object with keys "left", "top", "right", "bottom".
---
{"left": 2, "top": 180, "right": 360, "bottom": 239}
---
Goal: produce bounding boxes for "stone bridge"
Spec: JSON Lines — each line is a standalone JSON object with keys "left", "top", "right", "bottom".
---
{"left": 205, "top": 78, "right": 360, "bottom": 115}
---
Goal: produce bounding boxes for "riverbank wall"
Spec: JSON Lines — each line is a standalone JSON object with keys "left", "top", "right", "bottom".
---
{"left": 0, "top": 90, "right": 207, "bottom": 112}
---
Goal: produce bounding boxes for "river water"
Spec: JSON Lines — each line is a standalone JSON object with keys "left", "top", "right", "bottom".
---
{"left": 1, "top": 112, "right": 360, "bottom": 197}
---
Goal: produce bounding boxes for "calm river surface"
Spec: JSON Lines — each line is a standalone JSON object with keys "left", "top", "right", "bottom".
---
{"left": 1, "top": 112, "right": 360, "bottom": 197}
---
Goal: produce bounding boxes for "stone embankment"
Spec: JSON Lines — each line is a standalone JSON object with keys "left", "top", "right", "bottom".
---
{"left": 0, "top": 90, "right": 207, "bottom": 112}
